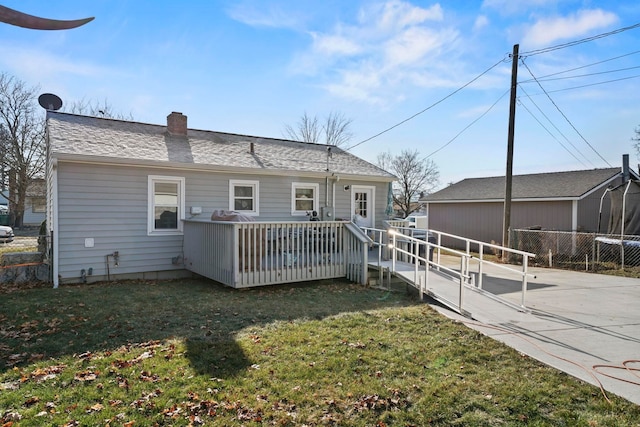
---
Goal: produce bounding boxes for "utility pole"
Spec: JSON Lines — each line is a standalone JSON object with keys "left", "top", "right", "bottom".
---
{"left": 502, "top": 44, "right": 519, "bottom": 261}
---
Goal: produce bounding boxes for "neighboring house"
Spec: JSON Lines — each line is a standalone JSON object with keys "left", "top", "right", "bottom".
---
{"left": 421, "top": 167, "right": 638, "bottom": 247}
{"left": 46, "top": 111, "right": 395, "bottom": 287}
{"left": 24, "top": 178, "right": 46, "bottom": 226}
{"left": 0, "top": 179, "right": 46, "bottom": 226}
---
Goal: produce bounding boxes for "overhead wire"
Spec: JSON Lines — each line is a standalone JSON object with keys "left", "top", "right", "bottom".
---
{"left": 345, "top": 57, "right": 508, "bottom": 151}
{"left": 520, "top": 59, "right": 613, "bottom": 167}
{"left": 345, "top": 23, "right": 640, "bottom": 156}
{"left": 517, "top": 98, "right": 590, "bottom": 168}
{"left": 423, "top": 89, "right": 510, "bottom": 160}
{"left": 517, "top": 84, "right": 594, "bottom": 167}
{"left": 534, "top": 74, "right": 640, "bottom": 94}
{"left": 520, "top": 22, "right": 640, "bottom": 56}
{"left": 520, "top": 49, "right": 640, "bottom": 82}
{"left": 525, "top": 64, "right": 640, "bottom": 83}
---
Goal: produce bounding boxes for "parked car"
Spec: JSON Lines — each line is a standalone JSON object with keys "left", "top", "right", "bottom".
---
{"left": 0, "top": 205, "right": 7, "bottom": 213}
{"left": 0, "top": 225, "right": 14, "bottom": 243}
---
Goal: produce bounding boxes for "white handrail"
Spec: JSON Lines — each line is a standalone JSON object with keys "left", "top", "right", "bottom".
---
{"left": 382, "top": 225, "right": 536, "bottom": 310}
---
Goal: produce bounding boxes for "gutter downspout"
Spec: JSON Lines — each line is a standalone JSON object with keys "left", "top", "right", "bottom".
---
{"left": 52, "top": 158, "right": 59, "bottom": 288}
{"left": 325, "top": 176, "right": 329, "bottom": 210}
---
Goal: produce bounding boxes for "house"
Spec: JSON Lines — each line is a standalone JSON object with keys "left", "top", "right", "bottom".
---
{"left": 46, "top": 111, "right": 395, "bottom": 287}
{"left": 0, "top": 178, "right": 46, "bottom": 227}
{"left": 24, "top": 178, "right": 46, "bottom": 226}
{"left": 421, "top": 167, "right": 638, "bottom": 247}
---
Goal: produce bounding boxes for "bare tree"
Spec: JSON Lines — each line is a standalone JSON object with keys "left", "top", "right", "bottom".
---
{"left": 284, "top": 111, "right": 353, "bottom": 147}
{"left": 377, "top": 149, "right": 439, "bottom": 218}
{"left": 0, "top": 73, "right": 46, "bottom": 228}
{"left": 64, "top": 97, "right": 133, "bottom": 120}
{"left": 323, "top": 111, "right": 353, "bottom": 147}
{"left": 633, "top": 125, "right": 640, "bottom": 159}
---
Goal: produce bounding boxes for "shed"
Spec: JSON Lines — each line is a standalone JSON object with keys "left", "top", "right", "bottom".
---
{"left": 421, "top": 168, "right": 637, "bottom": 247}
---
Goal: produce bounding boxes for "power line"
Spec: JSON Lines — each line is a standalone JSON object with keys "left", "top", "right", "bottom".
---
{"left": 523, "top": 65, "right": 640, "bottom": 84}
{"left": 423, "top": 89, "right": 510, "bottom": 160}
{"left": 531, "top": 74, "right": 640, "bottom": 94}
{"left": 345, "top": 57, "right": 508, "bottom": 151}
{"left": 521, "top": 59, "right": 613, "bottom": 167}
{"left": 520, "top": 22, "right": 640, "bottom": 56}
{"left": 520, "top": 49, "right": 640, "bottom": 83}
{"left": 517, "top": 85, "right": 593, "bottom": 167}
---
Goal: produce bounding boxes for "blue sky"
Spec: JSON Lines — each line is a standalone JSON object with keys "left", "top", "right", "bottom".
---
{"left": 1, "top": 0, "right": 639, "bottom": 188}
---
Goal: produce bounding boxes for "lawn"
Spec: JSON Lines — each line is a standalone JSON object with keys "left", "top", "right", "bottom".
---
{"left": 1, "top": 278, "right": 638, "bottom": 426}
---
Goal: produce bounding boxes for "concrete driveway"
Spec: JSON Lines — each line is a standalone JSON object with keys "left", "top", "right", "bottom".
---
{"left": 428, "top": 260, "right": 640, "bottom": 405}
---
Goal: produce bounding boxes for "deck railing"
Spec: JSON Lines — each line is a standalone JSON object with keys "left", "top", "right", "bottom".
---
{"left": 183, "top": 220, "right": 370, "bottom": 288}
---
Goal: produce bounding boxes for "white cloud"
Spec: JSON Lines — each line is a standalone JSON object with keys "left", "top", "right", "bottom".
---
{"left": 383, "top": 26, "right": 455, "bottom": 67}
{"left": 0, "top": 45, "right": 113, "bottom": 83}
{"left": 310, "top": 31, "right": 362, "bottom": 57}
{"left": 290, "top": 1, "right": 460, "bottom": 104}
{"left": 371, "top": 0, "right": 444, "bottom": 32}
{"left": 523, "top": 9, "right": 619, "bottom": 47}
{"left": 481, "top": 0, "right": 556, "bottom": 15}
{"left": 474, "top": 15, "right": 489, "bottom": 31}
{"left": 227, "top": 3, "right": 304, "bottom": 30}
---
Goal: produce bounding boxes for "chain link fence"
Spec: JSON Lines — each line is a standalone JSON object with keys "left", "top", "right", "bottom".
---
{"left": 510, "top": 228, "right": 640, "bottom": 273}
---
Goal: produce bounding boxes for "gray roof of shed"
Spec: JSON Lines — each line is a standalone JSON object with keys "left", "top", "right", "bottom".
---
{"left": 47, "top": 112, "right": 394, "bottom": 180}
{"left": 423, "top": 168, "right": 625, "bottom": 202}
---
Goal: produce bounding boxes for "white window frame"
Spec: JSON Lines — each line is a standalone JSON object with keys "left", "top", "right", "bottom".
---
{"left": 229, "top": 179, "right": 259, "bottom": 216}
{"left": 291, "top": 182, "right": 319, "bottom": 216}
{"left": 147, "top": 175, "right": 185, "bottom": 235}
{"left": 31, "top": 197, "right": 46, "bottom": 213}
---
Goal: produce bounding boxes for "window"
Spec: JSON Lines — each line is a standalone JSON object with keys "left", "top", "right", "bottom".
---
{"left": 31, "top": 198, "right": 46, "bottom": 213}
{"left": 148, "top": 175, "right": 185, "bottom": 235}
{"left": 229, "top": 180, "right": 259, "bottom": 215}
{"left": 291, "top": 182, "right": 319, "bottom": 215}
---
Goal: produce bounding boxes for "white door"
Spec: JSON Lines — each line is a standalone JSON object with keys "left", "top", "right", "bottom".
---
{"left": 352, "top": 186, "right": 375, "bottom": 228}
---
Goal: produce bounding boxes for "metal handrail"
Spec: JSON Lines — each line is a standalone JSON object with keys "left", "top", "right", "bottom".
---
{"left": 375, "top": 225, "right": 536, "bottom": 311}
{"left": 428, "top": 229, "right": 536, "bottom": 308}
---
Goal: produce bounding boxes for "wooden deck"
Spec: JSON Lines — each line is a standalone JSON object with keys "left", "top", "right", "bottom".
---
{"left": 184, "top": 220, "right": 371, "bottom": 288}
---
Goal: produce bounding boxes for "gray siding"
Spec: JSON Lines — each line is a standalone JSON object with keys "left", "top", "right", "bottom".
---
{"left": 428, "top": 202, "right": 503, "bottom": 245}
{"left": 428, "top": 200, "right": 573, "bottom": 248}
{"left": 23, "top": 197, "right": 46, "bottom": 226}
{"left": 511, "top": 201, "right": 572, "bottom": 230}
{"left": 55, "top": 161, "right": 389, "bottom": 283}
{"left": 578, "top": 188, "right": 610, "bottom": 232}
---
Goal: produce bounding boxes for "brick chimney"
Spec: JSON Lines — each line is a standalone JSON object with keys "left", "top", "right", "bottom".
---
{"left": 166, "top": 112, "right": 187, "bottom": 136}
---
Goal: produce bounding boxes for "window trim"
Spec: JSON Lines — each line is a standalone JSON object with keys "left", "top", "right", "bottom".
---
{"left": 31, "top": 197, "right": 46, "bottom": 213}
{"left": 229, "top": 179, "right": 259, "bottom": 216}
{"left": 147, "top": 175, "right": 185, "bottom": 235}
{"left": 291, "top": 182, "right": 319, "bottom": 216}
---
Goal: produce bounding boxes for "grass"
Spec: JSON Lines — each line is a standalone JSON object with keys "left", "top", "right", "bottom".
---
{"left": 1, "top": 279, "right": 639, "bottom": 426}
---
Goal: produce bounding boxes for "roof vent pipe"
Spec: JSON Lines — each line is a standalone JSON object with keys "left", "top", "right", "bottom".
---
{"left": 623, "top": 154, "right": 630, "bottom": 184}
{"left": 250, "top": 142, "right": 254, "bottom": 154}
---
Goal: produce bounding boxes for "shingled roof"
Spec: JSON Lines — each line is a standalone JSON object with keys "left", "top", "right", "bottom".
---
{"left": 423, "top": 168, "right": 627, "bottom": 202}
{"left": 47, "top": 112, "right": 394, "bottom": 181}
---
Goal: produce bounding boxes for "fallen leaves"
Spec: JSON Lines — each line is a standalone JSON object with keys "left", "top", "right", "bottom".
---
{"left": 85, "top": 403, "right": 103, "bottom": 413}
{"left": 28, "top": 364, "right": 66, "bottom": 383}
{"left": 22, "top": 396, "right": 39, "bottom": 407}
{"left": 74, "top": 369, "right": 99, "bottom": 382}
